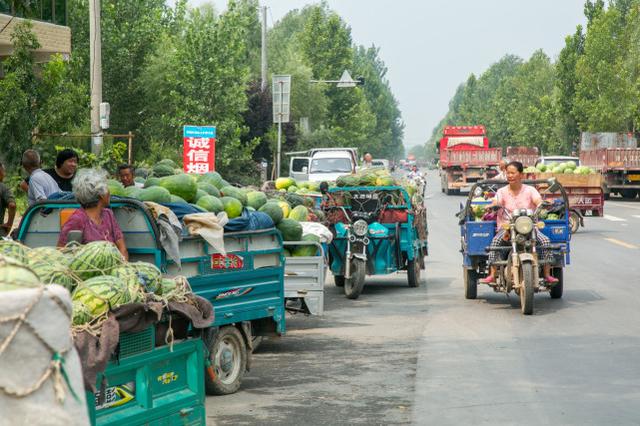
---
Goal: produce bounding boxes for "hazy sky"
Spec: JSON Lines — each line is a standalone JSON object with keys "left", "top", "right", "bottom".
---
{"left": 194, "top": 0, "right": 587, "bottom": 148}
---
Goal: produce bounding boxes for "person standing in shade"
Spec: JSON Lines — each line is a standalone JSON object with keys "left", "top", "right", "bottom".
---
{"left": 361, "top": 152, "right": 374, "bottom": 168}
{"left": 0, "top": 162, "right": 16, "bottom": 237}
{"left": 20, "top": 148, "right": 78, "bottom": 193}
{"left": 117, "top": 164, "right": 143, "bottom": 188}
{"left": 22, "top": 150, "right": 60, "bottom": 206}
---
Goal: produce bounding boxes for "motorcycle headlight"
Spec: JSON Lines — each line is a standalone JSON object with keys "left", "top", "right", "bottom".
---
{"left": 514, "top": 216, "right": 534, "bottom": 234}
{"left": 352, "top": 219, "right": 369, "bottom": 237}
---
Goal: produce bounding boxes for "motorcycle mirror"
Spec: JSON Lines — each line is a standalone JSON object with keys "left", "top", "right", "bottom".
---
{"left": 547, "top": 178, "right": 561, "bottom": 193}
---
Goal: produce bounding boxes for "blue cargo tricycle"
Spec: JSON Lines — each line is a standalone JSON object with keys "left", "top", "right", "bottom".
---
{"left": 459, "top": 179, "right": 571, "bottom": 314}
{"left": 323, "top": 186, "right": 428, "bottom": 299}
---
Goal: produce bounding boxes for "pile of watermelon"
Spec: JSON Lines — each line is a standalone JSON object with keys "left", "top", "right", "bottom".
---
{"left": 0, "top": 239, "right": 189, "bottom": 327}
{"left": 529, "top": 162, "right": 596, "bottom": 175}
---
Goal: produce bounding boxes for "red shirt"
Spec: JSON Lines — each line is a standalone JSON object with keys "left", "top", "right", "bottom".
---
{"left": 58, "top": 208, "right": 124, "bottom": 246}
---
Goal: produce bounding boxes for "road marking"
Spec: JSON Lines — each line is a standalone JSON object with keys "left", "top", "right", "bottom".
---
{"left": 607, "top": 202, "right": 640, "bottom": 211}
{"left": 632, "top": 215, "right": 640, "bottom": 219}
{"left": 604, "top": 238, "right": 638, "bottom": 250}
{"left": 603, "top": 214, "right": 627, "bottom": 222}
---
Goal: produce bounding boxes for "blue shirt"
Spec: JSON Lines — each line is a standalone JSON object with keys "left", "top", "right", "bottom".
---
{"left": 28, "top": 169, "right": 60, "bottom": 206}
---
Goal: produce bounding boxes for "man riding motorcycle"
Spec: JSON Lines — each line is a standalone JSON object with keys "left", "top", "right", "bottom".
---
{"left": 480, "top": 161, "right": 558, "bottom": 285}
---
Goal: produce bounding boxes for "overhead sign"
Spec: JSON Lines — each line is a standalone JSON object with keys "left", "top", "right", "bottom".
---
{"left": 183, "top": 125, "right": 216, "bottom": 174}
{"left": 336, "top": 70, "right": 356, "bottom": 88}
{"left": 272, "top": 75, "right": 291, "bottom": 123}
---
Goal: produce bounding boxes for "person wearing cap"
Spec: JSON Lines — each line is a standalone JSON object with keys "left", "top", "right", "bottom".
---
{"left": 20, "top": 148, "right": 78, "bottom": 193}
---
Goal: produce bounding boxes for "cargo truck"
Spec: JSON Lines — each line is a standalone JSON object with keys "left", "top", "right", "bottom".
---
{"left": 579, "top": 132, "right": 640, "bottom": 199}
{"left": 506, "top": 146, "right": 539, "bottom": 167}
{"left": 438, "top": 125, "right": 502, "bottom": 194}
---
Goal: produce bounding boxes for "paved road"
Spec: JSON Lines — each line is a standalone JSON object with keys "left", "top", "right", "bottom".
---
{"left": 207, "top": 170, "right": 640, "bottom": 425}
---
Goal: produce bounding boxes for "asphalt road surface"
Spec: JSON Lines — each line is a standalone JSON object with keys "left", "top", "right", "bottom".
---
{"left": 206, "top": 170, "right": 640, "bottom": 425}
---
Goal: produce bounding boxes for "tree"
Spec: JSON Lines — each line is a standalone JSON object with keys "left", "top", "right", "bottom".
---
{"left": 556, "top": 26, "right": 585, "bottom": 147}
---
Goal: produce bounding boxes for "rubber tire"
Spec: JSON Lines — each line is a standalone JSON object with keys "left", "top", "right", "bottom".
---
{"left": 344, "top": 259, "right": 366, "bottom": 299}
{"left": 205, "top": 326, "right": 247, "bottom": 395}
{"left": 408, "top": 258, "right": 421, "bottom": 287}
{"left": 334, "top": 275, "right": 345, "bottom": 287}
{"left": 569, "top": 211, "right": 580, "bottom": 234}
{"left": 550, "top": 267, "right": 563, "bottom": 299}
{"left": 464, "top": 267, "right": 477, "bottom": 299}
{"left": 621, "top": 189, "right": 638, "bottom": 199}
{"left": 520, "top": 262, "right": 535, "bottom": 315}
{"left": 251, "top": 336, "right": 263, "bottom": 352}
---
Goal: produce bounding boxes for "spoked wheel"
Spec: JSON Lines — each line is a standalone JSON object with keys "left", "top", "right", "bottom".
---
{"left": 463, "top": 267, "right": 477, "bottom": 299}
{"left": 334, "top": 275, "right": 345, "bottom": 287}
{"left": 205, "top": 327, "right": 247, "bottom": 395}
{"left": 408, "top": 259, "right": 421, "bottom": 287}
{"left": 344, "top": 259, "right": 366, "bottom": 299}
{"left": 569, "top": 211, "right": 580, "bottom": 234}
{"left": 520, "top": 262, "right": 535, "bottom": 315}
{"left": 549, "top": 267, "right": 563, "bottom": 299}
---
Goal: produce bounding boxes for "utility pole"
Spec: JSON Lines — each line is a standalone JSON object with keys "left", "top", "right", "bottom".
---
{"left": 261, "top": 6, "right": 267, "bottom": 92}
{"left": 89, "top": 0, "right": 103, "bottom": 155}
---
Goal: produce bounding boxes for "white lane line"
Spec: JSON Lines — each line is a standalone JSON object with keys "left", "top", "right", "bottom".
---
{"left": 604, "top": 238, "right": 639, "bottom": 250}
{"left": 603, "top": 214, "right": 627, "bottom": 222}
{"left": 633, "top": 215, "right": 640, "bottom": 219}
{"left": 607, "top": 202, "right": 640, "bottom": 211}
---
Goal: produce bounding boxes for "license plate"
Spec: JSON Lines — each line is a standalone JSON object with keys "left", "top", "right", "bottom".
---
{"left": 95, "top": 383, "right": 135, "bottom": 410}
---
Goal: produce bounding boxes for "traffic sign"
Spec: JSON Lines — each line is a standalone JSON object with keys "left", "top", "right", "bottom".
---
{"left": 272, "top": 75, "right": 291, "bottom": 124}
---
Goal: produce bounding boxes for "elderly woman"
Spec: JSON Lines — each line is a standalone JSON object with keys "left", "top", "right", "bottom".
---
{"left": 57, "top": 168, "right": 128, "bottom": 260}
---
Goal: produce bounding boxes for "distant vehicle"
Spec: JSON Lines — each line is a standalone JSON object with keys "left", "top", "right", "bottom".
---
{"left": 506, "top": 146, "right": 539, "bottom": 167}
{"left": 370, "top": 159, "right": 389, "bottom": 169}
{"left": 535, "top": 156, "right": 580, "bottom": 166}
{"left": 288, "top": 148, "right": 358, "bottom": 182}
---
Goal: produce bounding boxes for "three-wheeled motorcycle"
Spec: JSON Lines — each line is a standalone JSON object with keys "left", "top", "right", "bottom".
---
{"left": 459, "top": 179, "right": 571, "bottom": 315}
{"left": 323, "top": 185, "right": 428, "bottom": 299}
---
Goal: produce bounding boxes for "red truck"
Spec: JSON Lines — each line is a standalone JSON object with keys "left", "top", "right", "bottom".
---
{"left": 579, "top": 132, "right": 640, "bottom": 199}
{"left": 438, "top": 125, "right": 502, "bottom": 195}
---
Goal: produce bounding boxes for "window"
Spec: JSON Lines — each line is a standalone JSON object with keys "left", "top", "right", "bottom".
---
{"left": 310, "top": 158, "right": 352, "bottom": 173}
{"left": 291, "top": 158, "right": 309, "bottom": 173}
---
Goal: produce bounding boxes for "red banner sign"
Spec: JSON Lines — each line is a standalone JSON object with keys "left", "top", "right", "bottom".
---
{"left": 183, "top": 136, "right": 215, "bottom": 174}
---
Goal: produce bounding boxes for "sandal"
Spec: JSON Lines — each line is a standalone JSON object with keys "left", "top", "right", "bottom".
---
{"left": 479, "top": 276, "right": 496, "bottom": 284}
{"left": 544, "top": 276, "right": 559, "bottom": 284}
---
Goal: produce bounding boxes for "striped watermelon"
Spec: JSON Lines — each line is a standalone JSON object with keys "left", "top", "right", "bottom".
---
{"left": 0, "top": 255, "right": 41, "bottom": 292}
{"left": 71, "top": 300, "right": 92, "bottom": 325}
{"left": 69, "top": 241, "right": 124, "bottom": 280}
{"left": 157, "top": 278, "right": 177, "bottom": 296}
{"left": 27, "top": 247, "right": 70, "bottom": 266}
{"left": 112, "top": 262, "right": 161, "bottom": 294}
{"left": 0, "top": 241, "right": 29, "bottom": 264}
{"left": 72, "top": 275, "right": 132, "bottom": 319}
{"left": 30, "top": 260, "right": 78, "bottom": 292}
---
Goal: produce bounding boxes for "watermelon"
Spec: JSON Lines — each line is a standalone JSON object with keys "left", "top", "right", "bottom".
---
{"left": 112, "top": 262, "right": 161, "bottom": 295}
{"left": 152, "top": 163, "right": 175, "bottom": 177}
{"left": 0, "top": 256, "right": 41, "bottom": 292}
{"left": 284, "top": 193, "right": 305, "bottom": 208}
{"left": 135, "top": 168, "right": 149, "bottom": 179}
{"left": 107, "top": 179, "right": 126, "bottom": 197}
{"left": 259, "top": 202, "right": 284, "bottom": 224}
{"left": 275, "top": 177, "right": 296, "bottom": 190}
{"left": 156, "top": 278, "right": 177, "bottom": 296}
{"left": 313, "top": 209, "right": 326, "bottom": 221}
{"left": 336, "top": 175, "right": 359, "bottom": 187}
{"left": 220, "top": 186, "right": 248, "bottom": 206}
{"left": 359, "top": 172, "right": 378, "bottom": 186}
{"left": 292, "top": 234, "right": 321, "bottom": 257}
{"left": 277, "top": 218, "right": 303, "bottom": 241}
{"left": 72, "top": 275, "right": 133, "bottom": 319}
{"left": 198, "top": 171, "right": 224, "bottom": 189}
{"left": 30, "top": 260, "right": 77, "bottom": 291}
{"left": 194, "top": 189, "right": 208, "bottom": 202}
{"left": 198, "top": 182, "right": 221, "bottom": 198}
{"left": 376, "top": 176, "right": 395, "bottom": 186}
{"left": 287, "top": 185, "right": 299, "bottom": 193}
{"left": 71, "top": 300, "right": 92, "bottom": 325}
{"left": 69, "top": 241, "right": 124, "bottom": 280}
{"left": 246, "top": 206, "right": 256, "bottom": 212}
{"left": 157, "top": 159, "right": 177, "bottom": 169}
{"left": 124, "top": 186, "right": 142, "bottom": 199}
{"left": 0, "top": 241, "right": 29, "bottom": 264}
{"left": 221, "top": 196, "right": 243, "bottom": 219}
{"left": 170, "top": 194, "right": 187, "bottom": 203}
{"left": 246, "top": 191, "right": 268, "bottom": 210}
{"left": 134, "top": 176, "right": 145, "bottom": 184}
{"left": 278, "top": 201, "right": 291, "bottom": 218}
{"left": 190, "top": 203, "right": 207, "bottom": 212}
{"left": 160, "top": 173, "right": 198, "bottom": 202}
{"left": 138, "top": 186, "right": 172, "bottom": 203}
{"left": 27, "top": 246, "right": 69, "bottom": 266}
{"left": 289, "top": 205, "right": 309, "bottom": 221}
{"left": 144, "top": 177, "right": 161, "bottom": 188}
{"left": 197, "top": 195, "right": 224, "bottom": 213}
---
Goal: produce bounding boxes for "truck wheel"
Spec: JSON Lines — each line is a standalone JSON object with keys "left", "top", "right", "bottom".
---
{"left": 407, "top": 259, "right": 421, "bottom": 287}
{"left": 621, "top": 189, "right": 638, "bottom": 199}
{"left": 344, "top": 259, "right": 365, "bottom": 299}
{"left": 550, "top": 268, "right": 563, "bottom": 299}
{"left": 205, "top": 326, "right": 247, "bottom": 395}
{"left": 334, "top": 275, "right": 345, "bottom": 287}
{"left": 520, "top": 262, "right": 535, "bottom": 315}
{"left": 569, "top": 211, "right": 580, "bottom": 234}
{"left": 464, "top": 267, "right": 477, "bottom": 299}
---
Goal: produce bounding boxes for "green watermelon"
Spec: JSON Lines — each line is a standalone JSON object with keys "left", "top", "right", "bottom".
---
{"left": 198, "top": 171, "right": 224, "bottom": 189}
{"left": 190, "top": 203, "right": 207, "bottom": 212}
{"left": 220, "top": 186, "right": 248, "bottom": 206}
{"left": 277, "top": 218, "right": 303, "bottom": 241}
{"left": 30, "top": 260, "right": 77, "bottom": 291}
{"left": 284, "top": 193, "right": 305, "bottom": 208}
{"left": 0, "top": 241, "right": 29, "bottom": 264}
{"left": 197, "top": 182, "right": 221, "bottom": 198}
{"left": 287, "top": 185, "right": 299, "bottom": 193}
{"left": 112, "top": 262, "right": 161, "bottom": 295}
{"left": 27, "top": 246, "right": 69, "bottom": 266}
{"left": 170, "top": 194, "right": 187, "bottom": 203}
{"left": 157, "top": 159, "right": 177, "bottom": 169}
{"left": 246, "top": 191, "right": 268, "bottom": 210}
{"left": 292, "top": 235, "right": 321, "bottom": 257}
{"left": 336, "top": 175, "right": 359, "bottom": 187}
{"left": 194, "top": 189, "right": 208, "bottom": 202}
{"left": 159, "top": 174, "right": 198, "bottom": 202}
{"left": 0, "top": 256, "right": 41, "bottom": 292}
{"left": 134, "top": 176, "right": 145, "bottom": 184}
{"left": 156, "top": 278, "right": 177, "bottom": 296}
{"left": 197, "top": 195, "right": 224, "bottom": 213}
{"left": 289, "top": 205, "right": 309, "bottom": 221}
{"left": 144, "top": 177, "right": 161, "bottom": 188}
{"left": 71, "top": 300, "right": 92, "bottom": 325}
{"left": 376, "top": 176, "right": 395, "bottom": 186}
{"left": 72, "top": 275, "right": 133, "bottom": 319}
{"left": 124, "top": 186, "right": 142, "bottom": 199}
{"left": 69, "top": 241, "right": 124, "bottom": 280}
{"left": 221, "top": 196, "right": 243, "bottom": 219}
{"left": 313, "top": 209, "right": 325, "bottom": 221}
{"left": 107, "top": 179, "right": 126, "bottom": 197}
{"left": 259, "top": 202, "right": 284, "bottom": 224}
{"left": 152, "top": 163, "right": 175, "bottom": 177}
{"left": 138, "top": 186, "right": 172, "bottom": 203}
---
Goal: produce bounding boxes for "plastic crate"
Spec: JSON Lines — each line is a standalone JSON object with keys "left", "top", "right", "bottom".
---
{"left": 89, "top": 338, "right": 205, "bottom": 426}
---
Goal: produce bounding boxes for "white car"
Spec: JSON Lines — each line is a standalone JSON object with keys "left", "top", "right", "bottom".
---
{"left": 535, "top": 156, "right": 580, "bottom": 166}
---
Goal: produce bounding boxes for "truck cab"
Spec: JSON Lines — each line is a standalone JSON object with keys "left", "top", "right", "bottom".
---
{"left": 288, "top": 148, "right": 358, "bottom": 182}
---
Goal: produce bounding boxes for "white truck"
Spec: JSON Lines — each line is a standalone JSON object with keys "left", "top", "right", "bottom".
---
{"left": 288, "top": 148, "right": 358, "bottom": 182}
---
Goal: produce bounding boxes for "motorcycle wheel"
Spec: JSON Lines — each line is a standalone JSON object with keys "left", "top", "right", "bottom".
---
{"left": 344, "top": 259, "right": 366, "bottom": 299}
{"left": 520, "top": 262, "right": 535, "bottom": 315}
{"left": 408, "top": 258, "right": 421, "bottom": 287}
{"left": 569, "top": 211, "right": 580, "bottom": 234}
{"left": 550, "top": 268, "right": 563, "bottom": 299}
{"left": 205, "top": 326, "right": 247, "bottom": 395}
{"left": 463, "top": 267, "right": 477, "bottom": 299}
{"left": 334, "top": 275, "right": 345, "bottom": 287}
